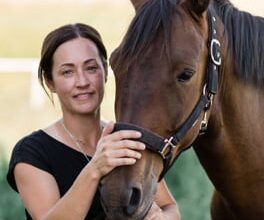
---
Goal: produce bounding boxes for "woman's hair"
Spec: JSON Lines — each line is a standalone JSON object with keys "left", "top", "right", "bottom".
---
{"left": 38, "top": 23, "right": 108, "bottom": 101}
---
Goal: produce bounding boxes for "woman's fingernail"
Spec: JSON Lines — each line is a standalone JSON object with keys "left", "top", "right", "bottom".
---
{"left": 136, "top": 132, "right": 142, "bottom": 137}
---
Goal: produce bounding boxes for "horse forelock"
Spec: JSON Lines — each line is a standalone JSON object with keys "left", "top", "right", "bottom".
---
{"left": 114, "top": 0, "right": 177, "bottom": 70}
{"left": 214, "top": 0, "right": 264, "bottom": 85}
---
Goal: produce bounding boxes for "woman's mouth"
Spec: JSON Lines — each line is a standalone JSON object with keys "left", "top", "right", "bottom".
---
{"left": 73, "top": 92, "right": 94, "bottom": 100}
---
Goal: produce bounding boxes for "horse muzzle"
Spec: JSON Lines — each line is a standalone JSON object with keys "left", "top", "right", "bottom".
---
{"left": 99, "top": 163, "right": 157, "bottom": 220}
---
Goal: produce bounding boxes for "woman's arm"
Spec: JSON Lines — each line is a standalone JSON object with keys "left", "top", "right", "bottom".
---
{"left": 14, "top": 122, "right": 145, "bottom": 220}
{"left": 144, "top": 180, "right": 181, "bottom": 220}
{"left": 15, "top": 162, "right": 100, "bottom": 220}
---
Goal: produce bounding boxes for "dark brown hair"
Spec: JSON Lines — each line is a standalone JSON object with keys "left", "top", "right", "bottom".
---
{"left": 38, "top": 23, "right": 108, "bottom": 100}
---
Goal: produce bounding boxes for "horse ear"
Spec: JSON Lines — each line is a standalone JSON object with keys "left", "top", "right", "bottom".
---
{"left": 186, "top": 0, "right": 210, "bottom": 16}
{"left": 130, "top": 0, "right": 149, "bottom": 11}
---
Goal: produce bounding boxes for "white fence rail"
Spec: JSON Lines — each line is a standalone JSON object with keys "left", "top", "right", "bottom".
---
{"left": 0, "top": 58, "right": 39, "bottom": 72}
{"left": 0, "top": 58, "right": 45, "bottom": 109}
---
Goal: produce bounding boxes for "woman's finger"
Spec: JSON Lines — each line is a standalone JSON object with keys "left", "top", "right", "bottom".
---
{"left": 108, "top": 157, "right": 137, "bottom": 167}
{"left": 103, "top": 148, "right": 143, "bottom": 160}
{"left": 100, "top": 139, "right": 145, "bottom": 151}
{"left": 101, "top": 130, "right": 142, "bottom": 144}
{"left": 101, "top": 121, "right": 115, "bottom": 137}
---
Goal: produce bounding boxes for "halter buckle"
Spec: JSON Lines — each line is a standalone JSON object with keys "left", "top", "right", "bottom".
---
{"left": 210, "top": 39, "right": 221, "bottom": 66}
{"left": 200, "top": 110, "right": 208, "bottom": 133}
{"left": 160, "top": 137, "right": 178, "bottom": 159}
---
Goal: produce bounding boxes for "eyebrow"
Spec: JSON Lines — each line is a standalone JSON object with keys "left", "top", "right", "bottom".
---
{"left": 60, "top": 58, "right": 97, "bottom": 68}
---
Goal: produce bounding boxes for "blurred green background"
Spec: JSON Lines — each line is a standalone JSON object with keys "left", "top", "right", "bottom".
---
{"left": 0, "top": 0, "right": 263, "bottom": 219}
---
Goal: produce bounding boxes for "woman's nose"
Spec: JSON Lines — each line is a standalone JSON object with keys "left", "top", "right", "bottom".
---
{"left": 75, "top": 71, "right": 89, "bottom": 87}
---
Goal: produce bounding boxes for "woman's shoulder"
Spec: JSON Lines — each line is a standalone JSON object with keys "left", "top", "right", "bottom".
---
{"left": 22, "top": 129, "right": 48, "bottom": 140}
{"left": 7, "top": 130, "right": 55, "bottom": 191}
{"left": 10, "top": 129, "right": 57, "bottom": 162}
{"left": 14, "top": 130, "right": 44, "bottom": 147}
{"left": 10, "top": 129, "right": 67, "bottom": 166}
{"left": 14, "top": 130, "right": 54, "bottom": 151}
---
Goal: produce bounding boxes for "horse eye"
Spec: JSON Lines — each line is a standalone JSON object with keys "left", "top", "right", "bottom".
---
{"left": 177, "top": 68, "right": 195, "bottom": 82}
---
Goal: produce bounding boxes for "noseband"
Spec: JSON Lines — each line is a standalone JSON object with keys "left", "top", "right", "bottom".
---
{"left": 113, "top": 9, "right": 221, "bottom": 180}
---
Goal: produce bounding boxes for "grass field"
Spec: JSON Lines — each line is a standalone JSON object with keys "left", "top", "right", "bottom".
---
{"left": 0, "top": 1, "right": 263, "bottom": 219}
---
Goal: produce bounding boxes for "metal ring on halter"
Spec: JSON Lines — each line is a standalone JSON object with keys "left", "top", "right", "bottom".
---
{"left": 202, "top": 84, "right": 207, "bottom": 96}
{"left": 210, "top": 39, "right": 221, "bottom": 66}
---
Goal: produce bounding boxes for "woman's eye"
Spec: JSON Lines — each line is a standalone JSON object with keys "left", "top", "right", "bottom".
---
{"left": 62, "top": 70, "right": 73, "bottom": 76}
{"left": 86, "top": 65, "right": 98, "bottom": 73}
{"left": 177, "top": 68, "right": 195, "bottom": 82}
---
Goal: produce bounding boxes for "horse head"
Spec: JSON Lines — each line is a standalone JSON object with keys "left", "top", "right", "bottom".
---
{"left": 100, "top": 0, "right": 223, "bottom": 219}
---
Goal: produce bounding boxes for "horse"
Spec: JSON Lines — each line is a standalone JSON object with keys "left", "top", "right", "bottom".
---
{"left": 99, "top": 0, "right": 264, "bottom": 219}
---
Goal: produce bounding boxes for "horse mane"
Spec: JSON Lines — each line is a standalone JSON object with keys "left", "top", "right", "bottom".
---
{"left": 116, "top": 0, "right": 264, "bottom": 85}
{"left": 214, "top": 0, "right": 264, "bottom": 85}
{"left": 116, "top": 0, "right": 176, "bottom": 69}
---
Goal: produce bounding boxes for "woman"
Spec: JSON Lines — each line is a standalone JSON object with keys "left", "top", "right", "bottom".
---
{"left": 7, "top": 23, "right": 180, "bottom": 220}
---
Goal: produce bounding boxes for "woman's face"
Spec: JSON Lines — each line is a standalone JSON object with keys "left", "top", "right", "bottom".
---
{"left": 48, "top": 37, "right": 106, "bottom": 116}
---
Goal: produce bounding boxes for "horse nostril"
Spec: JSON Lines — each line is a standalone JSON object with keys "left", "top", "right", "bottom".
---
{"left": 125, "top": 187, "right": 142, "bottom": 216}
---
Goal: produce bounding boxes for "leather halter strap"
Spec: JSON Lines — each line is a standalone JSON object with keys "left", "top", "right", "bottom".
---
{"left": 113, "top": 9, "right": 221, "bottom": 181}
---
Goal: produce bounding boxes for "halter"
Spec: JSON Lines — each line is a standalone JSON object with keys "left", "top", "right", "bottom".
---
{"left": 113, "top": 9, "right": 221, "bottom": 181}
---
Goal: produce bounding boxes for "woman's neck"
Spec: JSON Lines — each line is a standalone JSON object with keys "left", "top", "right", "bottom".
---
{"left": 61, "top": 112, "right": 103, "bottom": 150}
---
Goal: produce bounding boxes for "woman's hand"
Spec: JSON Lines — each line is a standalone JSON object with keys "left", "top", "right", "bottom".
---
{"left": 144, "top": 181, "right": 180, "bottom": 220}
{"left": 144, "top": 202, "right": 168, "bottom": 220}
{"left": 89, "top": 121, "right": 145, "bottom": 178}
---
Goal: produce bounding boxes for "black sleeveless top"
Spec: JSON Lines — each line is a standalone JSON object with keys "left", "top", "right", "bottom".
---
{"left": 6, "top": 130, "right": 105, "bottom": 220}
